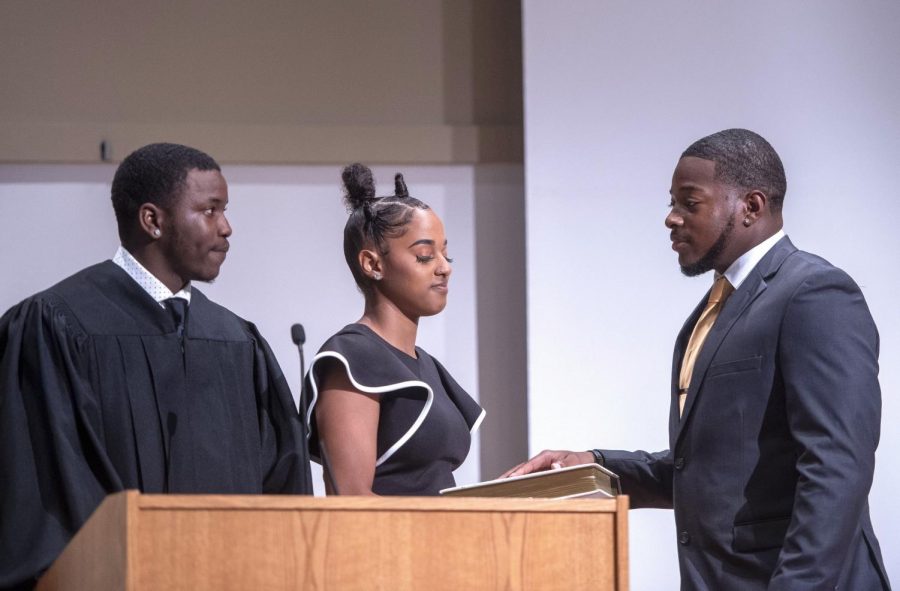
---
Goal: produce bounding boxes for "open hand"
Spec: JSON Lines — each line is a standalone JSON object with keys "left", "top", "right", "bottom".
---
{"left": 500, "top": 449, "right": 594, "bottom": 478}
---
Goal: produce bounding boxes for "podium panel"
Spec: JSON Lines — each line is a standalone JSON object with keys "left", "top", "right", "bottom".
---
{"left": 37, "top": 492, "right": 628, "bottom": 591}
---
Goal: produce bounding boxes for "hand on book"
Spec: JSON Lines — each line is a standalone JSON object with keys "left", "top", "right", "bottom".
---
{"left": 501, "top": 450, "right": 594, "bottom": 478}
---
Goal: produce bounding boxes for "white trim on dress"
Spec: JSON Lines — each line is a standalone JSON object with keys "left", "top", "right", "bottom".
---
{"left": 305, "top": 350, "right": 435, "bottom": 467}
{"left": 470, "top": 408, "right": 486, "bottom": 435}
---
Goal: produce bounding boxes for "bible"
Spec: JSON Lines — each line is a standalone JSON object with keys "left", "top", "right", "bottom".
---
{"left": 439, "top": 463, "right": 620, "bottom": 499}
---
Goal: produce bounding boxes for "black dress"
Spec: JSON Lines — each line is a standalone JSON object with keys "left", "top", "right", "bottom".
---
{"left": 302, "top": 323, "right": 484, "bottom": 495}
{"left": 0, "top": 261, "right": 312, "bottom": 590}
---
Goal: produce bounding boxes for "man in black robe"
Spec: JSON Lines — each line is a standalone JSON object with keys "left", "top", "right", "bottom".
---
{"left": 0, "top": 143, "right": 313, "bottom": 590}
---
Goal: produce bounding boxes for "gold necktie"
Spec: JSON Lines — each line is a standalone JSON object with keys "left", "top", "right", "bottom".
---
{"left": 678, "top": 276, "right": 734, "bottom": 416}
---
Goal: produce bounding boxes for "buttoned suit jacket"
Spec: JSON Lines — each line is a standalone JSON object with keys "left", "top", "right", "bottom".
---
{"left": 601, "top": 236, "right": 891, "bottom": 590}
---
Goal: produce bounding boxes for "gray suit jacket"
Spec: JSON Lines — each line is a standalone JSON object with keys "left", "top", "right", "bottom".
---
{"left": 602, "top": 237, "right": 891, "bottom": 590}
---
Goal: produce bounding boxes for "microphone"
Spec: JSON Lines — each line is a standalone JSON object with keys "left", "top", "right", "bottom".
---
{"left": 290, "top": 323, "right": 306, "bottom": 348}
{"left": 290, "top": 323, "right": 308, "bottom": 417}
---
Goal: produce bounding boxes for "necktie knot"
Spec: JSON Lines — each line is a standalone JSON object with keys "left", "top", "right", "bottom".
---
{"left": 708, "top": 276, "right": 734, "bottom": 305}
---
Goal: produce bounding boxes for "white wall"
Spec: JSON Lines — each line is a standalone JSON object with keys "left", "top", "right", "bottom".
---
{"left": 0, "top": 163, "right": 525, "bottom": 494}
{"left": 523, "top": 1, "right": 900, "bottom": 588}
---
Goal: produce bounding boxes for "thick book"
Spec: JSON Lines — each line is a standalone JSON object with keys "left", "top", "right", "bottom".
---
{"left": 439, "top": 463, "right": 620, "bottom": 500}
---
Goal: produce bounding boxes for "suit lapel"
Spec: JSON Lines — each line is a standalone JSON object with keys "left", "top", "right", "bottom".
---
{"left": 669, "top": 298, "right": 706, "bottom": 437}
{"left": 671, "top": 236, "right": 798, "bottom": 446}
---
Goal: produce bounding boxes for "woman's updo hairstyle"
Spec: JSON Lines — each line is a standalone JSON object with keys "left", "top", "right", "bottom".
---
{"left": 341, "top": 163, "right": 429, "bottom": 293}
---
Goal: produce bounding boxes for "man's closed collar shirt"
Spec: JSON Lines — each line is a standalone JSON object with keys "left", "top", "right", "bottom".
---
{"left": 112, "top": 246, "right": 191, "bottom": 306}
{"left": 719, "top": 229, "right": 786, "bottom": 289}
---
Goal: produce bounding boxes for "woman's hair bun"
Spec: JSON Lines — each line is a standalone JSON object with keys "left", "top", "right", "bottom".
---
{"left": 394, "top": 173, "right": 409, "bottom": 198}
{"left": 341, "top": 163, "right": 377, "bottom": 211}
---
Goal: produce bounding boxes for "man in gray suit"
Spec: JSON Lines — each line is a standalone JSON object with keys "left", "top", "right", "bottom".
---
{"left": 506, "top": 129, "right": 891, "bottom": 590}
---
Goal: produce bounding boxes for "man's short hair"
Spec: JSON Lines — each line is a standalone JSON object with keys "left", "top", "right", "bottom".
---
{"left": 111, "top": 143, "right": 221, "bottom": 241}
{"left": 682, "top": 129, "right": 787, "bottom": 211}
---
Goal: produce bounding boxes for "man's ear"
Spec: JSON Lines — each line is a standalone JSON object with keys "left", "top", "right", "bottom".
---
{"left": 138, "top": 203, "right": 164, "bottom": 240}
{"left": 743, "top": 190, "right": 767, "bottom": 223}
{"left": 358, "top": 249, "right": 383, "bottom": 280}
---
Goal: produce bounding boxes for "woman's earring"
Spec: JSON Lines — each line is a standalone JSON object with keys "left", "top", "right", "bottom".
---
{"left": 743, "top": 218, "right": 751, "bottom": 227}
{"left": 153, "top": 228, "right": 161, "bottom": 237}
{"left": 373, "top": 273, "right": 382, "bottom": 281}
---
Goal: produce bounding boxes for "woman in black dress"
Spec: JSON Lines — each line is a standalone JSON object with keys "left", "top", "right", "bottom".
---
{"left": 302, "top": 163, "right": 484, "bottom": 495}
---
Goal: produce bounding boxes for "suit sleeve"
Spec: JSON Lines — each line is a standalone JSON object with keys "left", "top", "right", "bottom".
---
{"left": 768, "top": 267, "right": 881, "bottom": 589}
{"left": 599, "top": 449, "right": 674, "bottom": 509}
{"left": 0, "top": 299, "right": 110, "bottom": 591}
{"left": 248, "top": 323, "right": 313, "bottom": 494}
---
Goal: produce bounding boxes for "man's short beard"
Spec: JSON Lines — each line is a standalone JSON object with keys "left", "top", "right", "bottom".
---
{"left": 680, "top": 217, "right": 735, "bottom": 277}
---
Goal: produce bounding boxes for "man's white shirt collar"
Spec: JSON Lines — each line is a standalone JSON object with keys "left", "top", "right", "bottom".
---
{"left": 113, "top": 246, "right": 191, "bottom": 307}
{"left": 719, "top": 229, "right": 786, "bottom": 290}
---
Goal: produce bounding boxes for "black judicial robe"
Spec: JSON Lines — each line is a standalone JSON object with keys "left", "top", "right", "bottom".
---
{"left": 0, "top": 261, "right": 312, "bottom": 590}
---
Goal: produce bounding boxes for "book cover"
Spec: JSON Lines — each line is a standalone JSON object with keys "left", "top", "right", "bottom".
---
{"left": 439, "top": 463, "right": 620, "bottom": 499}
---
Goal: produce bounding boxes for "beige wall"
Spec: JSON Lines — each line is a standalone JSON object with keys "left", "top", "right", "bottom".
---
{"left": 0, "top": 0, "right": 522, "bottom": 164}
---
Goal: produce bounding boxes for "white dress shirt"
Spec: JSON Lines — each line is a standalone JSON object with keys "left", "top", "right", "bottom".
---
{"left": 112, "top": 246, "right": 191, "bottom": 307}
{"left": 720, "top": 229, "right": 787, "bottom": 290}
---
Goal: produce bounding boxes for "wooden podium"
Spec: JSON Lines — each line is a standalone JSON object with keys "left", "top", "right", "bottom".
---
{"left": 37, "top": 492, "right": 628, "bottom": 591}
